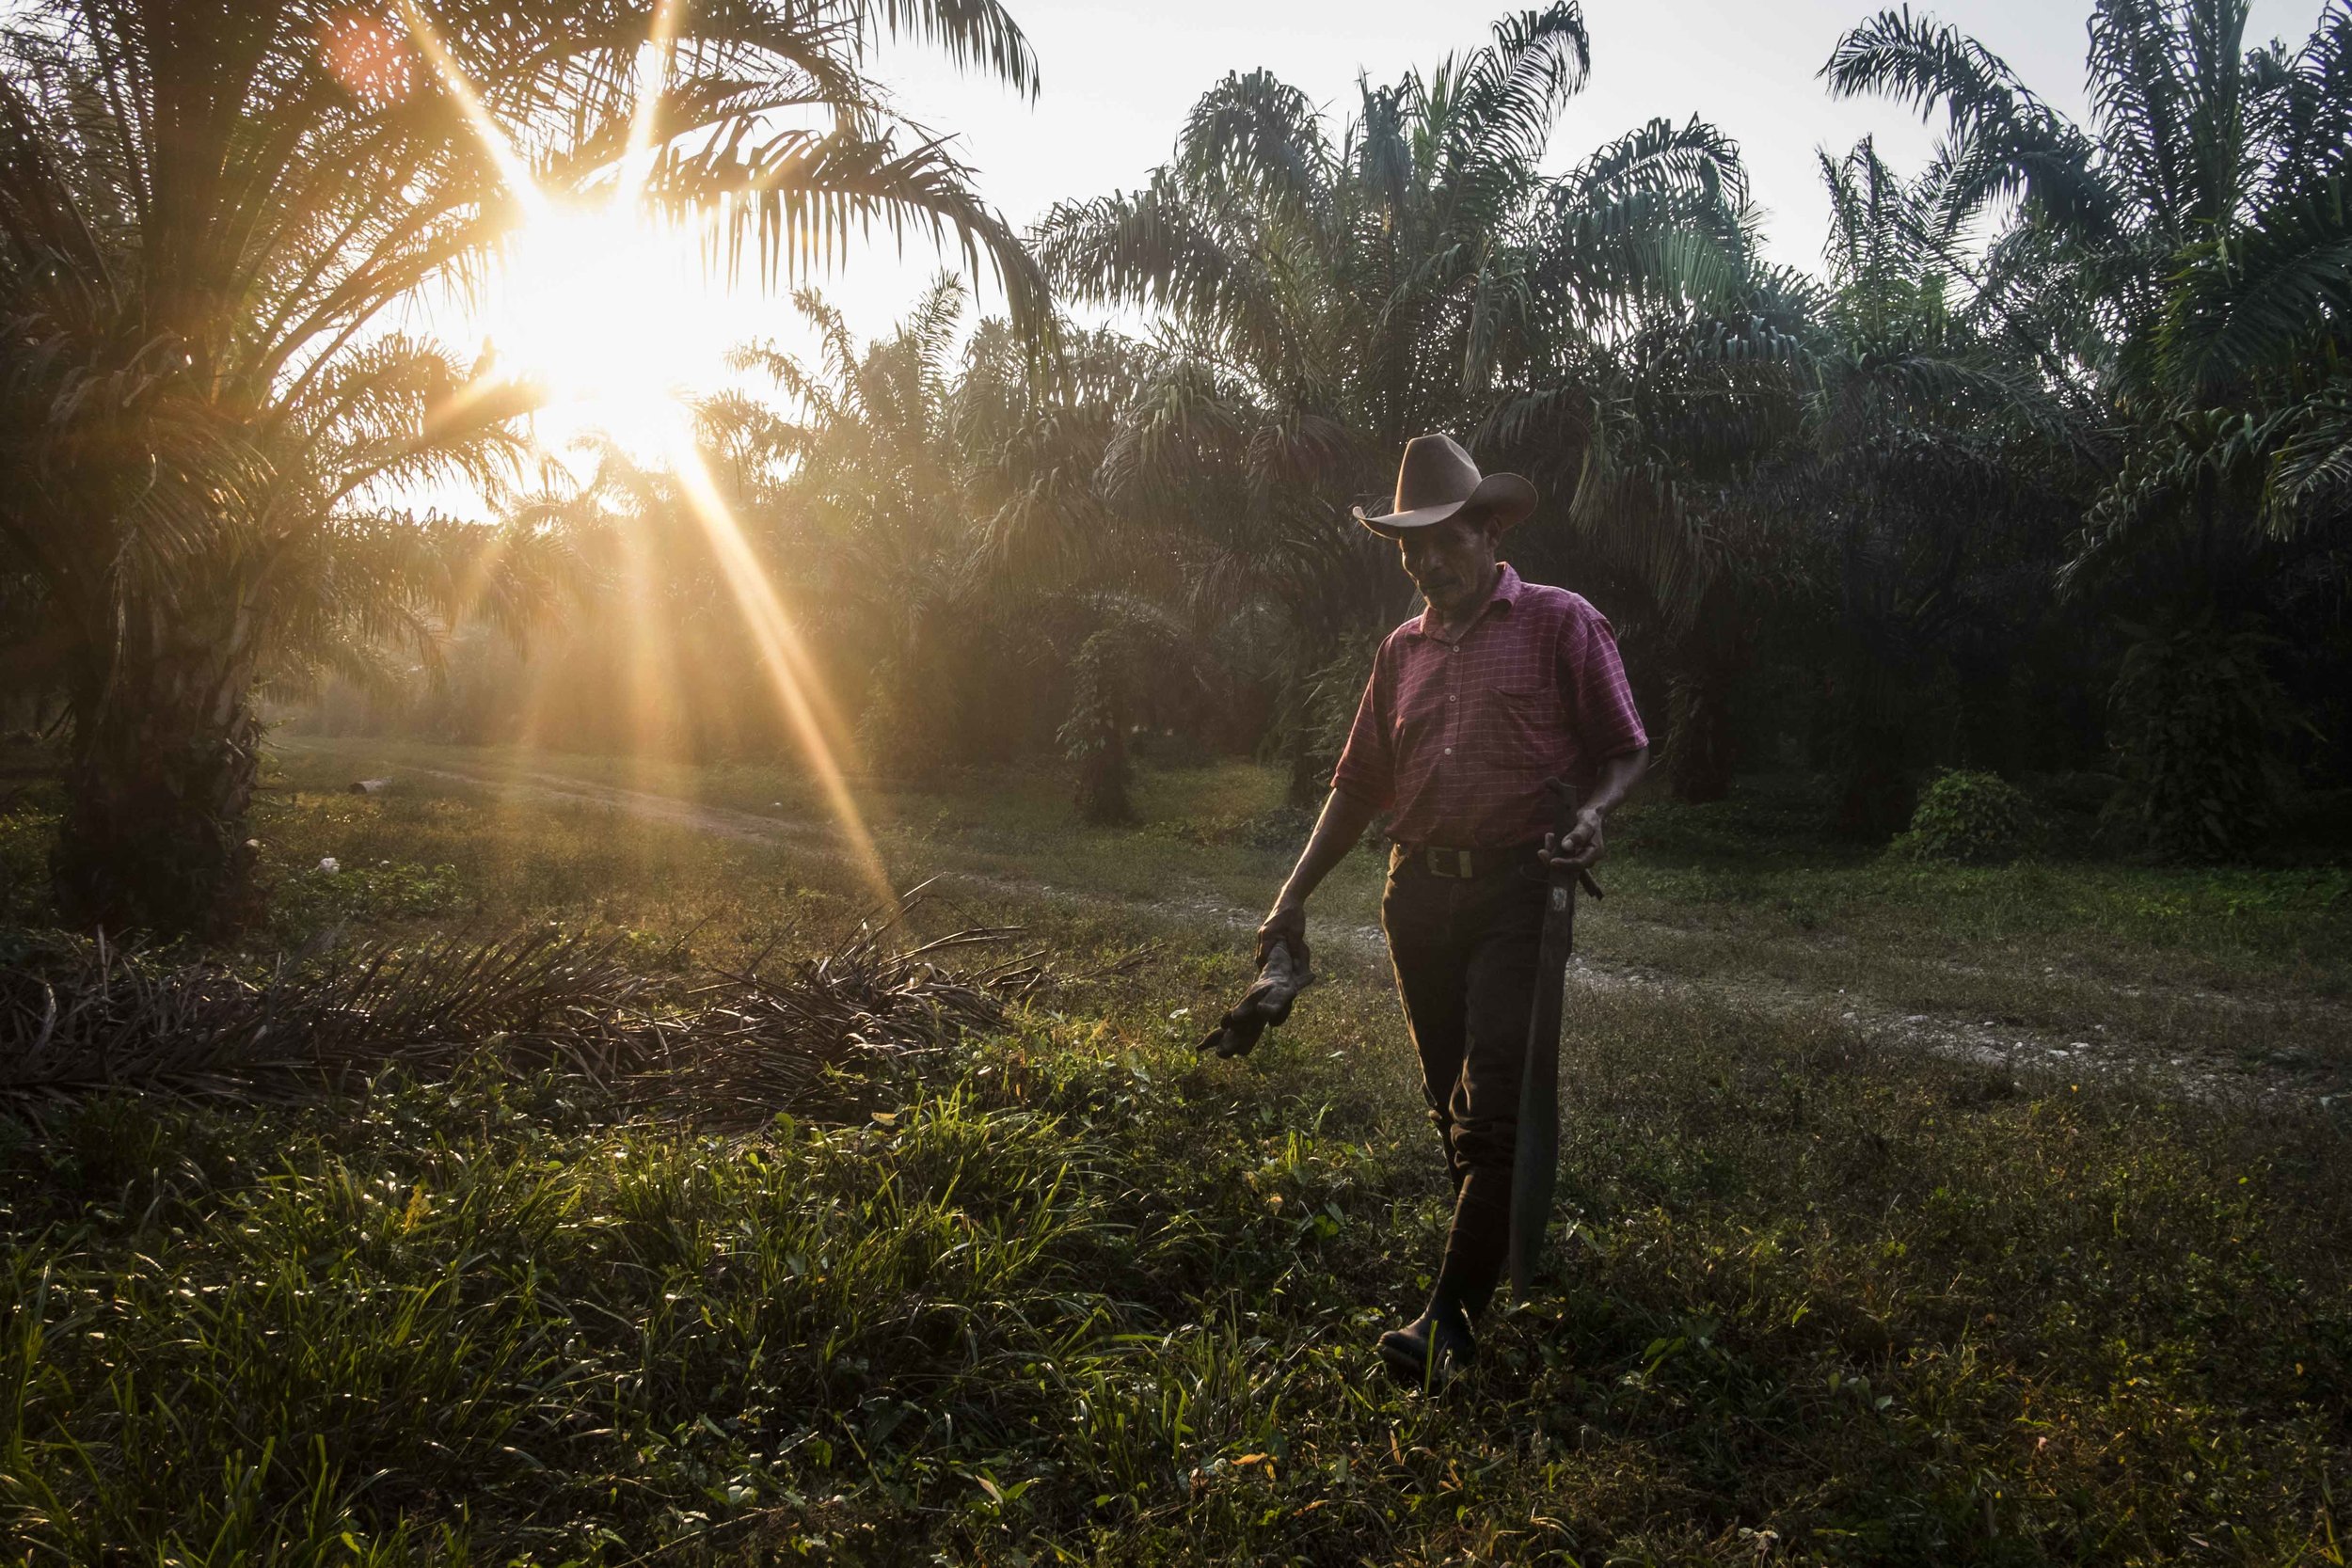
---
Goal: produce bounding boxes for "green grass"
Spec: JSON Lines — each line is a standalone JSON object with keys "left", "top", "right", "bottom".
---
{"left": 2, "top": 742, "right": 2348, "bottom": 1562}
{"left": 266, "top": 738, "right": 2352, "bottom": 977}
{"left": 271, "top": 736, "right": 1368, "bottom": 929}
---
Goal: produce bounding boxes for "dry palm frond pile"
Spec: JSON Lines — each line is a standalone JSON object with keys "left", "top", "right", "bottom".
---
{"left": 649, "top": 923, "right": 1042, "bottom": 1118}
{"left": 0, "top": 899, "right": 1044, "bottom": 1121}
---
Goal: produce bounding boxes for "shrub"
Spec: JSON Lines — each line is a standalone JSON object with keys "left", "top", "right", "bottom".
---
{"left": 2106, "top": 616, "right": 2301, "bottom": 862}
{"left": 1889, "top": 769, "right": 2034, "bottom": 864}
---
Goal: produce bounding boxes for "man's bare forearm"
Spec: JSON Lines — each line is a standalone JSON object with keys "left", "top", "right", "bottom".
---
{"left": 1584, "top": 747, "right": 1648, "bottom": 816}
{"left": 1273, "top": 789, "right": 1381, "bottom": 912}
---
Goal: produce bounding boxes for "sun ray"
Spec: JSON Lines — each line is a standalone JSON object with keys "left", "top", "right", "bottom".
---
{"left": 668, "top": 441, "right": 898, "bottom": 911}
{"left": 395, "top": 2, "right": 548, "bottom": 217}
{"left": 615, "top": 0, "right": 686, "bottom": 208}
{"left": 614, "top": 505, "right": 686, "bottom": 799}
{"left": 395, "top": 2, "right": 896, "bottom": 906}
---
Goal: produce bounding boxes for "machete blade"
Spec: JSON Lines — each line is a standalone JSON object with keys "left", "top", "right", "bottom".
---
{"left": 1509, "top": 779, "right": 1582, "bottom": 1301}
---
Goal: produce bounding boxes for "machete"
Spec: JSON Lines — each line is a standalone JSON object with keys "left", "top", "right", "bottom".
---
{"left": 1509, "top": 777, "right": 1601, "bottom": 1301}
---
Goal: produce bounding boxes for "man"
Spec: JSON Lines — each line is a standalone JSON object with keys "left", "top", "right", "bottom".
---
{"left": 1257, "top": 433, "right": 1648, "bottom": 1385}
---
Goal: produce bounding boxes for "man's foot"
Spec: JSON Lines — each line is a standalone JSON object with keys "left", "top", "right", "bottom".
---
{"left": 1377, "top": 1305, "right": 1474, "bottom": 1389}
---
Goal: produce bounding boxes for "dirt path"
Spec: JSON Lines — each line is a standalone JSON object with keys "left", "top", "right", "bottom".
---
{"left": 310, "top": 747, "right": 2344, "bottom": 1107}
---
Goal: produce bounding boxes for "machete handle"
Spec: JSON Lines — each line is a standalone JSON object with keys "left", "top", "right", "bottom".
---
{"left": 1544, "top": 777, "right": 1580, "bottom": 844}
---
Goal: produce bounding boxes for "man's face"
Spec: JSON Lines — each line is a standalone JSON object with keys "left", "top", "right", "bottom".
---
{"left": 1395, "top": 512, "right": 1505, "bottom": 618}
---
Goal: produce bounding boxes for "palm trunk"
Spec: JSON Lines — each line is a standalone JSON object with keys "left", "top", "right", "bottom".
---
{"left": 1061, "top": 627, "right": 1135, "bottom": 825}
{"left": 1661, "top": 604, "right": 1747, "bottom": 803}
{"left": 1073, "top": 716, "right": 1133, "bottom": 825}
{"left": 1829, "top": 657, "right": 1915, "bottom": 841}
{"left": 52, "top": 630, "right": 263, "bottom": 938}
{"left": 1285, "top": 732, "right": 1324, "bottom": 809}
{"left": 1662, "top": 671, "right": 1738, "bottom": 802}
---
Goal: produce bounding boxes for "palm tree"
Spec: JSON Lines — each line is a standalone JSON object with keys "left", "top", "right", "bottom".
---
{"left": 1035, "top": 5, "right": 1758, "bottom": 798}
{"left": 0, "top": 0, "right": 1044, "bottom": 933}
{"left": 1489, "top": 110, "right": 2093, "bottom": 821}
{"left": 1826, "top": 0, "right": 2350, "bottom": 533}
{"left": 1825, "top": 0, "right": 2351, "bottom": 852}
{"left": 507, "top": 283, "right": 1155, "bottom": 786}
{"left": 1799, "top": 141, "right": 2089, "bottom": 832}
{"left": 1482, "top": 120, "right": 1804, "bottom": 801}
{"left": 731, "top": 277, "right": 1038, "bottom": 773}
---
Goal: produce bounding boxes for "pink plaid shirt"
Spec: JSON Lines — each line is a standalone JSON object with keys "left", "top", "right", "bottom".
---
{"left": 1330, "top": 564, "right": 1647, "bottom": 847}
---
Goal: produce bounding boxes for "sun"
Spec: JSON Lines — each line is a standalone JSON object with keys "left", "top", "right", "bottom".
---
{"left": 389, "top": 10, "right": 731, "bottom": 462}
{"left": 481, "top": 198, "right": 734, "bottom": 460}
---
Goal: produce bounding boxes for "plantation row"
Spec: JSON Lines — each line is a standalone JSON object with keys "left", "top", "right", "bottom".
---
{"left": 312, "top": 4, "right": 2352, "bottom": 860}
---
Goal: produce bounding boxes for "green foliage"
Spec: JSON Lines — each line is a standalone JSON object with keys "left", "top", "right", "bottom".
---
{"left": 2, "top": 964, "right": 2344, "bottom": 1560}
{"left": 214, "top": 0, "right": 2350, "bottom": 861}
{"left": 265, "top": 859, "right": 469, "bottom": 943}
{"left": 1890, "top": 769, "right": 2035, "bottom": 865}
{"left": 0, "top": 0, "right": 1049, "bottom": 932}
{"left": 1036, "top": 3, "right": 1753, "bottom": 794}
{"left": 1818, "top": 0, "right": 2352, "bottom": 844}
{"left": 1602, "top": 769, "right": 2352, "bottom": 988}
{"left": 2106, "top": 617, "right": 2300, "bottom": 862}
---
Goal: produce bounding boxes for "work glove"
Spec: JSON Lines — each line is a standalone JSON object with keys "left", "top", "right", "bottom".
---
{"left": 1199, "top": 933, "right": 1311, "bottom": 1059}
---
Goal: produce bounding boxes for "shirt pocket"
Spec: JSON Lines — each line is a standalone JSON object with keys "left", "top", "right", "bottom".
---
{"left": 1485, "top": 682, "right": 1565, "bottom": 769}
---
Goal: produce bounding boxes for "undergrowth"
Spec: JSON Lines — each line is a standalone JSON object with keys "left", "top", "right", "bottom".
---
{"left": 2, "top": 974, "right": 2344, "bottom": 1564}
{"left": 3, "top": 749, "right": 2347, "bottom": 1561}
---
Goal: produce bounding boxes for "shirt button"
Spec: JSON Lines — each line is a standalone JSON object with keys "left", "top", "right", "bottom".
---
{"left": 1447, "top": 694, "right": 1456, "bottom": 703}
{"left": 1443, "top": 747, "right": 1453, "bottom": 755}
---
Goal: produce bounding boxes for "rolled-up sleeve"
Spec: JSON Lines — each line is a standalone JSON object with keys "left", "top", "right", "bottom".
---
{"left": 1328, "top": 643, "right": 1396, "bottom": 809}
{"left": 1560, "top": 606, "right": 1646, "bottom": 759}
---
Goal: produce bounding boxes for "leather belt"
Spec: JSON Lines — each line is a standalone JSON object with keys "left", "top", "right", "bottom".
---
{"left": 1394, "top": 840, "right": 1544, "bottom": 879}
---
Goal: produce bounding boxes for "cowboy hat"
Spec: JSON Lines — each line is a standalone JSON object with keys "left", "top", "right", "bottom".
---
{"left": 1353, "top": 433, "right": 1538, "bottom": 537}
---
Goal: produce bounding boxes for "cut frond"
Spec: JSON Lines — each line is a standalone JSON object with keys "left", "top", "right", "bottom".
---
{"left": 0, "top": 894, "right": 1045, "bottom": 1122}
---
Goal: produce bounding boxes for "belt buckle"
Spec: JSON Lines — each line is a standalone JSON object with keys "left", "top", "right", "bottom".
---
{"left": 1426, "top": 847, "right": 1474, "bottom": 879}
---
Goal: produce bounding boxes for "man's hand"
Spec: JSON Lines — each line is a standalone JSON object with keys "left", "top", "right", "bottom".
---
{"left": 1256, "top": 899, "right": 1309, "bottom": 970}
{"left": 1541, "top": 806, "right": 1608, "bottom": 872}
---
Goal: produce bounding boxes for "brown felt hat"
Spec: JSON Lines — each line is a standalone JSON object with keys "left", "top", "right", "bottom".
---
{"left": 1353, "top": 433, "right": 1538, "bottom": 537}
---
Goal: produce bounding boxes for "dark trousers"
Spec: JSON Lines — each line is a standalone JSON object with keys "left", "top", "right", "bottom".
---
{"left": 1379, "top": 844, "right": 1548, "bottom": 1318}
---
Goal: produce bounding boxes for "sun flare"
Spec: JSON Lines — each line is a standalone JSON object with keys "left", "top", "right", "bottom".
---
{"left": 482, "top": 199, "right": 730, "bottom": 460}
{"left": 394, "top": 2, "right": 898, "bottom": 911}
